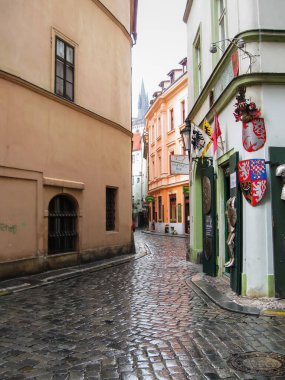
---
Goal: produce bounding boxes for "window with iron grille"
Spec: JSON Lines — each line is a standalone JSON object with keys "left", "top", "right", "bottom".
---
{"left": 55, "top": 37, "right": 74, "bottom": 101}
{"left": 48, "top": 194, "right": 78, "bottom": 254}
{"left": 106, "top": 187, "right": 117, "bottom": 231}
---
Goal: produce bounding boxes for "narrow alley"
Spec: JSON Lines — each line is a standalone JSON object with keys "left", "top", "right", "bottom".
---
{"left": 0, "top": 232, "right": 285, "bottom": 379}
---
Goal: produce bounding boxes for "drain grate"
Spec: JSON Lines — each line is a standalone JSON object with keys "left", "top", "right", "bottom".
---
{"left": 228, "top": 352, "right": 285, "bottom": 377}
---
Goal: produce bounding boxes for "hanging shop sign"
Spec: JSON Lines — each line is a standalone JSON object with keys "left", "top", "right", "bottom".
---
{"left": 145, "top": 195, "right": 154, "bottom": 203}
{"left": 183, "top": 186, "right": 189, "bottom": 194}
{"left": 238, "top": 159, "right": 267, "bottom": 206}
{"left": 170, "top": 155, "right": 189, "bottom": 175}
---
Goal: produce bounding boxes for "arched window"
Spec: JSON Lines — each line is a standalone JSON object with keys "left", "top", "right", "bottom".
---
{"left": 48, "top": 194, "right": 78, "bottom": 254}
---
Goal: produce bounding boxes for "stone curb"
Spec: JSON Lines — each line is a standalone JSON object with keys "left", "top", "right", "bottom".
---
{"left": 191, "top": 273, "right": 285, "bottom": 318}
{"left": 141, "top": 230, "right": 189, "bottom": 238}
{"left": 0, "top": 248, "right": 149, "bottom": 297}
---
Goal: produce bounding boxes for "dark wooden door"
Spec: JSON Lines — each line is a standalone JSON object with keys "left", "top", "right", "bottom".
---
{"left": 201, "top": 163, "right": 216, "bottom": 276}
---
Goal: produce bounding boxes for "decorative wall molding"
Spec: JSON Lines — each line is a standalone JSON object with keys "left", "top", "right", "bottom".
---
{"left": 0, "top": 70, "right": 132, "bottom": 138}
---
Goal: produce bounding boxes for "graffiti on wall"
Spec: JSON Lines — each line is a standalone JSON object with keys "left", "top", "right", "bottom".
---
{"left": 0, "top": 223, "right": 17, "bottom": 234}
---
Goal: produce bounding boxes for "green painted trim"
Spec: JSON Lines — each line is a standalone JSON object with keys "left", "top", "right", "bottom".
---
{"left": 211, "top": 0, "right": 219, "bottom": 69}
{"left": 188, "top": 29, "right": 285, "bottom": 121}
{"left": 267, "top": 274, "right": 275, "bottom": 297}
{"left": 241, "top": 273, "right": 247, "bottom": 296}
{"left": 193, "top": 24, "right": 202, "bottom": 101}
{"left": 216, "top": 149, "right": 234, "bottom": 277}
{"left": 241, "top": 274, "right": 275, "bottom": 297}
{"left": 240, "top": 29, "right": 285, "bottom": 43}
{"left": 189, "top": 247, "right": 202, "bottom": 264}
{"left": 196, "top": 73, "right": 285, "bottom": 125}
{"left": 217, "top": 148, "right": 235, "bottom": 166}
{"left": 191, "top": 163, "right": 203, "bottom": 257}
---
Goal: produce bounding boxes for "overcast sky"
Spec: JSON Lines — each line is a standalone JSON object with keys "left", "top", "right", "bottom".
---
{"left": 132, "top": 0, "right": 187, "bottom": 117}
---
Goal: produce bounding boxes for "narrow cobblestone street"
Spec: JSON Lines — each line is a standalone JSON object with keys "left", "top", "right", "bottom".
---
{"left": 0, "top": 232, "right": 285, "bottom": 380}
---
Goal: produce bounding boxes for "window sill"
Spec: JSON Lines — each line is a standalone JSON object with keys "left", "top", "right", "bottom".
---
{"left": 167, "top": 129, "right": 175, "bottom": 135}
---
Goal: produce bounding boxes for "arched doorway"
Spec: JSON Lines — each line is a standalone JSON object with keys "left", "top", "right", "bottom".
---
{"left": 48, "top": 194, "right": 78, "bottom": 254}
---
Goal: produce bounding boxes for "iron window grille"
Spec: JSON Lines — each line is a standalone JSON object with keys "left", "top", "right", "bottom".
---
{"left": 48, "top": 195, "right": 78, "bottom": 254}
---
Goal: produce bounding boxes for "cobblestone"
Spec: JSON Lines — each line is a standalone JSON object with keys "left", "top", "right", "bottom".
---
{"left": 0, "top": 232, "right": 285, "bottom": 379}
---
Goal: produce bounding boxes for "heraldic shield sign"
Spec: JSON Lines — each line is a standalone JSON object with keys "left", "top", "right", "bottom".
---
{"left": 242, "top": 117, "right": 266, "bottom": 152}
{"left": 238, "top": 159, "right": 267, "bottom": 206}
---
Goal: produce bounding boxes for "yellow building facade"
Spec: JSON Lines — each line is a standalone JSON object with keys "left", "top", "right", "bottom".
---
{"left": 145, "top": 64, "right": 189, "bottom": 235}
{"left": 0, "top": 0, "right": 137, "bottom": 279}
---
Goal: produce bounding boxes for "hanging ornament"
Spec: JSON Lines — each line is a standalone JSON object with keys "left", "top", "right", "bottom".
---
{"left": 233, "top": 87, "right": 265, "bottom": 152}
{"left": 242, "top": 117, "right": 266, "bottom": 152}
{"left": 238, "top": 159, "right": 267, "bottom": 206}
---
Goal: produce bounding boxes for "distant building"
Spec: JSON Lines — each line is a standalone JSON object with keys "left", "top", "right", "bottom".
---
{"left": 0, "top": 0, "right": 137, "bottom": 280}
{"left": 145, "top": 59, "right": 188, "bottom": 235}
{"left": 132, "top": 81, "right": 149, "bottom": 227}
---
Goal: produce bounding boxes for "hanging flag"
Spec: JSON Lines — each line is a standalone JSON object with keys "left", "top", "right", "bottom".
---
{"left": 202, "top": 119, "right": 212, "bottom": 137}
{"left": 212, "top": 111, "right": 222, "bottom": 156}
{"left": 237, "top": 159, "right": 267, "bottom": 206}
{"left": 201, "top": 119, "right": 213, "bottom": 157}
{"left": 192, "top": 127, "right": 205, "bottom": 154}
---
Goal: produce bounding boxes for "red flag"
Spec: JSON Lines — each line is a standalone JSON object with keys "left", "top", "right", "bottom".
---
{"left": 212, "top": 111, "right": 221, "bottom": 155}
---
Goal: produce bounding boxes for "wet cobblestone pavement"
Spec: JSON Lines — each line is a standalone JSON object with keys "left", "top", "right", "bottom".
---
{"left": 1, "top": 232, "right": 285, "bottom": 379}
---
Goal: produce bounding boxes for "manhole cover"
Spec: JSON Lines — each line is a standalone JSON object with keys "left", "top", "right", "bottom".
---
{"left": 228, "top": 352, "right": 285, "bottom": 376}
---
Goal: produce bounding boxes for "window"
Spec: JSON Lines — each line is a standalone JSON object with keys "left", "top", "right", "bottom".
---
{"left": 181, "top": 100, "right": 185, "bottom": 124}
{"left": 158, "top": 196, "right": 163, "bottom": 222}
{"left": 157, "top": 117, "right": 161, "bottom": 137}
{"left": 158, "top": 156, "right": 162, "bottom": 176}
{"left": 196, "top": 37, "right": 202, "bottom": 94}
{"left": 193, "top": 28, "right": 202, "bottom": 98}
{"left": 55, "top": 37, "right": 74, "bottom": 101}
{"left": 170, "top": 108, "right": 174, "bottom": 131}
{"left": 106, "top": 187, "right": 117, "bottom": 231}
{"left": 218, "top": 0, "right": 226, "bottom": 52}
{"left": 169, "top": 194, "right": 177, "bottom": 222}
{"left": 48, "top": 194, "right": 78, "bottom": 254}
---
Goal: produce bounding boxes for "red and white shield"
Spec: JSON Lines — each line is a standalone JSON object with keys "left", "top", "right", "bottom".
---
{"left": 238, "top": 159, "right": 267, "bottom": 206}
{"left": 242, "top": 117, "right": 266, "bottom": 152}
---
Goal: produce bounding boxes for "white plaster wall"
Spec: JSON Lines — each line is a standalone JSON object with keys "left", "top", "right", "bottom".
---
{"left": 185, "top": 0, "right": 212, "bottom": 109}
{"left": 215, "top": 85, "right": 285, "bottom": 296}
{"left": 258, "top": 0, "right": 285, "bottom": 29}
{"left": 227, "top": 0, "right": 285, "bottom": 36}
{"left": 259, "top": 42, "right": 285, "bottom": 73}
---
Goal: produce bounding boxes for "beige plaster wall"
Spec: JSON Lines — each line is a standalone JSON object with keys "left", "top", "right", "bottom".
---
{"left": 100, "top": 0, "right": 131, "bottom": 31}
{"left": 0, "top": 0, "right": 133, "bottom": 274}
{"left": 0, "top": 79, "right": 132, "bottom": 257}
{"left": 0, "top": 0, "right": 131, "bottom": 128}
{"left": 0, "top": 177, "right": 37, "bottom": 260}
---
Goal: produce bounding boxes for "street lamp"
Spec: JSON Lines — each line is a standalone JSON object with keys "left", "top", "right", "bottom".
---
{"left": 180, "top": 119, "right": 192, "bottom": 243}
{"left": 180, "top": 119, "right": 192, "bottom": 160}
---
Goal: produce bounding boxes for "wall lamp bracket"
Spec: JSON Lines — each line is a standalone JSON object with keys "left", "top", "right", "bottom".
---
{"left": 209, "top": 38, "right": 259, "bottom": 73}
